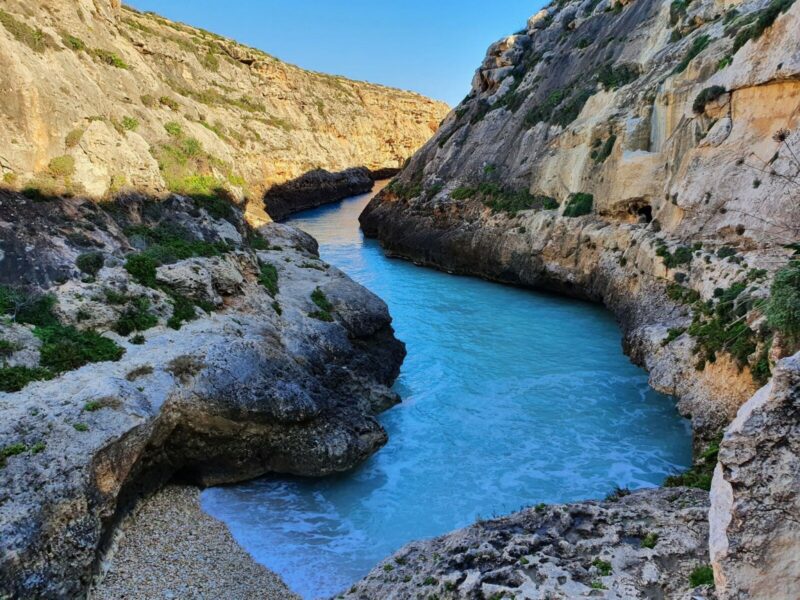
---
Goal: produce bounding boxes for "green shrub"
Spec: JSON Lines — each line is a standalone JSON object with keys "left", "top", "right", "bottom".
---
{"left": 693, "top": 86, "right": 727, "bottom": 113}
{"left": 124, "top": 224, "right": 230, "bottom": 282}
{"left": 193, "top": 194, "right": 235, "bottom": 221}
{"left": 527, "top": 87, "right": 595, "bottom": 128}
{"left": 674, "top": 35, "right": 710, "bottom": 74}
{"left": 164, "top": 121, "right": 183, "bottom": 137}
{"left": 48, "top": 155, "right": 75, "bottom": 178}
{"left": 717, "top": 246, "right": 737, "bottom": 259}
{"left": 592, "top": 558, "right": 612, "bottom": 576}
{"left": 114, "top": 297, "right": 158, "bottom": 336}
{"left": 593, "top": 135, "right": 617, "bottom": 163}
{"left": 258, "top": 264, "right": 279, "bottom": 297}
{"left": 1, "top": 442, "right": 26, "bottom": 460}
{"left": 562, "top": 193, "right": 593, "bottom": 217}
{"left": 667, "top": 283, "right": 700, "bottom": 304}
{"left": 121, "top": 116, "right": 139, "bottom": 131}
{"left": 125, "top": 253, "right": 159, "bottom": 287}
{"left": 0, "top": 286, "right": 58, "bottom": 327}
{"left": 141, "top": 94, "right": 156, "bottom": 107}
{"left": 160, "top": 96, "right": 180, "bottom": 110}
{"left": 642, "top": 533, "right": 659, "bottom": 549}
{"left": 35, "top": 325, "right": 125, "bottom": 372}
{"left": 0, "top": 338, "right": 19, "bottom": 360}
{"left": 388, "top": 178, "right": 423, "bottom": 200}
{"left": 688, "top": 281, "right": 758, "bottom": 369}
{"left": 766, "top": 260, "right": 800, "bottom": 343}
{"left": 90, "top": 48, "right": 129, "bottom": 69}
{"left": 597, "top": 63, "right": 639, "bottom": 90}
{"left": 167, "top": 294, "right": 197, "bottom": 330}
{"left": 0, "top": 9, "right": 53, "bottom": 52}
{"left": 657, "top": 245, "right": 693, "bottom": 268}
{"left": 451, "top": 187, "right": 476, "bottom": 200}
{"left": 311, "top": 288, "right": 333, "bottom": 312}
{"left": 662, "top": 327, "right": 687, "bottom": 345}
{"left": 76, "top": 252, "right": 104, "bottom": 276}
{"left": 73, "top": 423, "right": 89, "bottom": 432}
{"left": 0, "top": 366, "right": 52, "bottom": 393}
{"left": 61, "top": 31, "right": 86, "bottom": 51}
{"left": 665, "top": 435, "right": 721, "bottom": 490}
{"left": 732, "top": 0, "right": 796, "bottom": 53}
{"left": 670, "top": 0, "right": 689, "bottom": 25}
{"left": 65, "top": 128, "right": 85, "bottom": 148}
{"left": 689, "top": 565, "right": 715, "bottom": 587}
{"left": 310, "top": 288, "right": 334, "bottom": 321}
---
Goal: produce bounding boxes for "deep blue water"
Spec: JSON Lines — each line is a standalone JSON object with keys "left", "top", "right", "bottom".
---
{"left": 201, "top": 187, "right": 692, "bottom": 599}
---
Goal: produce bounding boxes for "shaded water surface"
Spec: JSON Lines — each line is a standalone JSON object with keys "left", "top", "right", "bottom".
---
{"left": 202, "top": 188, "right": 692, "bottom": 599}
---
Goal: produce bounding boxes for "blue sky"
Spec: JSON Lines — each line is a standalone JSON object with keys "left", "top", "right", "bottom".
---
{"left": 125, "top": 1, "right": 544, "bottom": 106}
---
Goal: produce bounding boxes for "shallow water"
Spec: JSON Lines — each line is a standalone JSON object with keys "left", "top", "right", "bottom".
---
{"left": 201, "top": 188, "right": 692, "bottom": 599}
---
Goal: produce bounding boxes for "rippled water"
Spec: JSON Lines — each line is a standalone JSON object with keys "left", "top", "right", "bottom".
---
{"left": 201, "top": 187, "right": 692, "bottom": 599}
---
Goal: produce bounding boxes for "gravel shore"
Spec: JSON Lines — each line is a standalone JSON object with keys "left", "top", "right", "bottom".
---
{"left": 91, "top": 486, "right": 300, "bottom": 600}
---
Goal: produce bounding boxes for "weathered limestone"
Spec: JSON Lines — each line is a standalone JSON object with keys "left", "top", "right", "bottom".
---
{"left": 0, "top": 192, "right": 405, "bottom": 599}
{"left": 709, "top": 353, "right": 800, "bottom": 600}
{"left": 344, "top": 488, "right": 713, "bottom": 600}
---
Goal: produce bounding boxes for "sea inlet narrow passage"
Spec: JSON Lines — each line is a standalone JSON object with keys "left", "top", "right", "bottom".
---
{"left": 201, "top": 186, "right": 693, "bottom": 599}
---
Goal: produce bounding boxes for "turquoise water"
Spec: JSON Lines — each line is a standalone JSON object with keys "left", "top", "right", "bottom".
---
{"left": 201, "top": 188, "right": 692, "bottom": 599}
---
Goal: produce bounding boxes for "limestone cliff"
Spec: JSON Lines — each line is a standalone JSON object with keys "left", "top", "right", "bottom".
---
{"left": 362, "top": 0, "right": 800, "bottom": 443}
{"left": 0, "top": 191, "right": 405, "bottom": 598}
{"left": 0, "top": 0, "right": 448, "bottom": 222}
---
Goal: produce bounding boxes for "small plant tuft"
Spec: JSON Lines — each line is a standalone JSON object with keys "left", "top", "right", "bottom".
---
{"left": 562, "top": 193, "right": 593, "bottom": 218}
{"left": 689, "top": 565, "right": 715, "bottom": 587}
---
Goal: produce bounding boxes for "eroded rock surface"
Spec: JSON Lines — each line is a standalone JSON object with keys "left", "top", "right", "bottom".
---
{"left": 343, "top": 488, "right": 713, "bottom": 600}
{"left": 0, "top": 191, "right": 405, "bottom": 599}
{"left": 709, "top": 353, "right": 800, "bottom": 600}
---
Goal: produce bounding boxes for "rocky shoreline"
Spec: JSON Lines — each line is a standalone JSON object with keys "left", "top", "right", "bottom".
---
{"left": 0, "top": 191, "right": 405, "bottom": 598}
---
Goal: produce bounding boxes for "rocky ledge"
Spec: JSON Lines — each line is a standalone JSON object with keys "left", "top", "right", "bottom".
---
{"left": 344, "top": 488, "right": 713, "bottom": 600}
{"left": 264, "top": 167, "right": 376, "bottom": 221}
{"left": 0, "top": 190, "right": 405, "bottom": 598}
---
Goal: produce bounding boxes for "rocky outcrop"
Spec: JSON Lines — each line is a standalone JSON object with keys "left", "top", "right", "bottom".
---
{"left": 0, "top": 191, "right": 405, "bottom": 598}
{"left": 344, "top": 488, "right": 713, "bottom": 600}
{"left": 0, "top": 0, "right": 448, "bottom": 223}
{"left": 264, "top": 167, "right": 375, "bottom": 221}
{"left": 709, "top": 352, "right": 800, "bottom": 600}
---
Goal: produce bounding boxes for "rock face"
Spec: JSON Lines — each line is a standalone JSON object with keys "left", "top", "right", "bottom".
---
{"left": 0, "top": 0, "right": 448, "bottom": 223}
{"left": 344, "top": 488, "right": 713, "bottom": 600}
{"left": 709, "top": 353, "right": 800, "bottom": 600}
{"left": 264, "top": 167, "right": 375, "bottom": 221}
{"left": 0, "top": 191, "right": 405, "bottom": 598}
{"left": 361, "top": 0, "right": 800, "bottom": 442}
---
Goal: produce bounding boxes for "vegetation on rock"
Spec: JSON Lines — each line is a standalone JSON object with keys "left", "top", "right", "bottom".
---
{"left": 562, "top": 193, "right": 593, "bottom": 218}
